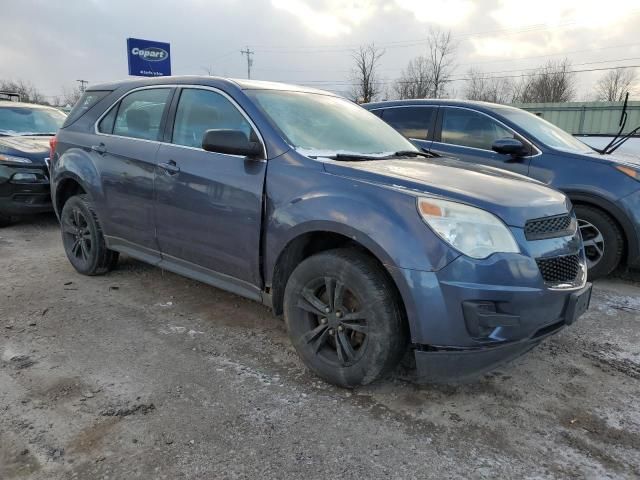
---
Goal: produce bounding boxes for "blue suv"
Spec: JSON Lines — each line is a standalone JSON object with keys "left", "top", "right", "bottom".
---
{"left": 364, "top": 99, "right": 640, "bottom": 279}
{"left": 50, "top": 77, "right": 590, "bottom": 387}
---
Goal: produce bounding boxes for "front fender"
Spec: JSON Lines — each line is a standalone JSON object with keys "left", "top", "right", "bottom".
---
{"left": 263, "top": 174, "right": 459, "bottom": 284}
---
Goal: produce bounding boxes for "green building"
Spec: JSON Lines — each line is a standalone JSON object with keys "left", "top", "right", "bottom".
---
{"left": 512, "top": 101, "right": 640, "bottom": 136}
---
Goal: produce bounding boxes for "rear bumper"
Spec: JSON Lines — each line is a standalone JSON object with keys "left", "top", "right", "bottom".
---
{"left": 0, "top": 164, "right": 52, "bottom": 215}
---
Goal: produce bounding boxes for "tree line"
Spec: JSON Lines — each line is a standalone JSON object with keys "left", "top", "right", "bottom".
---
{"left": 350, "top": 29, "right": 638, "bottom": 104}
{"left": 0, "top": 79, "right": 83, "bottom": 107}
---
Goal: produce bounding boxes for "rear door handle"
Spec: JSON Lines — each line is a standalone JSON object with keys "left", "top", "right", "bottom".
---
{"left": 159, "top": 160, "right": 180, "bottom": 175}
{"left": 91, "top": 143, "right": 106, "bottom": 154}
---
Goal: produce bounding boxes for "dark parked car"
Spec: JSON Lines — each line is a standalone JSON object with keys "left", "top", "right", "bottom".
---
{"left": 364, "top": 99, "right": 640, "bottom": 279}
{"left": 50, "top": 77, "right": 591, "bottom": 387}
{"left": 0, "top": 101, "right": 66, "bottom": 226}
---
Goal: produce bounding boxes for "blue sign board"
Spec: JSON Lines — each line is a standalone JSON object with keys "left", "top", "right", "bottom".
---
{"left": 127, "top": 38, "right": 171, "bottom": 77}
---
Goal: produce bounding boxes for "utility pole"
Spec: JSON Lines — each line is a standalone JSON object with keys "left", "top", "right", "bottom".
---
{"left": 76, "top": 79, "right": 88, "bottom": 92}
{"left": 240, "top": 47, "right": 254, "bottom": 79}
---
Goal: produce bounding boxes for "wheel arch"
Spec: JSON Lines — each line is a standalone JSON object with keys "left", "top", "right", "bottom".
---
{"left": 268, "top": 229, "right": 409, "bottom": 332}
{"left": 567, "top": 190, "right": 638, "bottom": 266}
{"left": 53, "top": 173, "right": 90, "bottom": 218}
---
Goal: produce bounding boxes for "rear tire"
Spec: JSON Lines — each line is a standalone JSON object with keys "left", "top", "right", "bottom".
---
{"left": 283, "top": 248, "right": 407, "bottom": 388}
{"left": 60, "top": 194, "right": 118, "bottom": 275}
{"left": 575, "top": 205, "right": 623, "bottom": 280}
{"left": 0, "top": 213, "right": 11, "bottom": 228}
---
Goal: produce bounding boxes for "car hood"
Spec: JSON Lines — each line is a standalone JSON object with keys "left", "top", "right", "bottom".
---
{"left": 322, "top": 156, "right": 570, "bottom": 228}
{"left": 0, "top": 135, "right": 51, "bottom": 162}
{"left": 595, "top": 151, "right": 640, "bottom": 167}
{"left": 566, "top": 148, "right": 640, "bottom": 167}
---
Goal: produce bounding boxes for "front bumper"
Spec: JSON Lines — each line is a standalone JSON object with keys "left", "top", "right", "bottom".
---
{"left": 413, "top": 282, "right": 591, "bottom": 382}
{"left": 0, "top": 163, "right": 52, "bottom": 215}
{"left": 388, "top": 239, "right": 590, "bottom": 382}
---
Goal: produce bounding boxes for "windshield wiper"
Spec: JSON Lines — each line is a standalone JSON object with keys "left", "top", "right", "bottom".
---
{"left": 323, "top": 150, "right": 438, "bottom": 162}
{"left": 331, "top": 153, "right": 387, "bottom": 161}
{"left": 393, "top": 150, "right": 438, "bottom": 158}
{"left": 21, "top": 133, "right": 56, "bottom": 136}
{"left": 598, "top": 92, "right": 633, "bottom": 155}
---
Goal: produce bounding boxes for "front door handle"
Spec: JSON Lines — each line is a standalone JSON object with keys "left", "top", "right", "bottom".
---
{"left": 91, "top": 143, "right": 106, "bottom": 154}
{"left": 159, "top": 160, "right": 180, "bottom": 175}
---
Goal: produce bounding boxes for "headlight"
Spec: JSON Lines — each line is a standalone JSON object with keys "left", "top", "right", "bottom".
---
{"left": 417, "top": 197, "right": 520, "bottom": 259}
{"left": 0, "top": 154, "right": 32, "bottom": 164}
{"left": 615, "top": 165, "right": 640, "bottom": 181}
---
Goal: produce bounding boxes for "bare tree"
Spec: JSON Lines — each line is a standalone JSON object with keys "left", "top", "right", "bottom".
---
{"left": 464, "top": 68, "right": 513, "bottom": 104}
{"left": 394, "top": 56, "right": 431, "bottom": 99}
{"left": 512, "top": 59, "right": 575, "bottom": 103}
{"left": 0, "top": 79, "right": 47, "bottom": 104}
{"left": 391, "top": 29, "right": 457, "bottom": 100}
{"left": 595, "top": 68, "right": 637, "bottom": 101}
{"left": 62, "top": 85, "right": 83, "bottom": 107}
{"left": 425, "top": 28, "right": 457, "bottom": 99}
{"left": 350, "top": 44, "right": 385, "bottom": 103}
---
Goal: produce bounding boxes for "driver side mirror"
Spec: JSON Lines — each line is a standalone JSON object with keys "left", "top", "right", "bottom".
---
{"left": 492, "top": 138, "right": 527, "bottom": 157}
{"left": 202, "top": 129, "right": 263, "bottom": 158}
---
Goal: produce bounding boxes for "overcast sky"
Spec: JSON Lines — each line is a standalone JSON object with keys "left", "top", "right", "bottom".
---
{"left": 2, "top": 0, "right": 639, "bottom": 102}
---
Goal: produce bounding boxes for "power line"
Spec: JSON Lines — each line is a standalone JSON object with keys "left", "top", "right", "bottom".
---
{"left": 76, "top": 79, "right": 88, "bottom": 91}
{"left": 279, "top": 64, "right": 640, "bottom": 88}
{"left": 251, "top": 46, "right": 640, "bottom": 76}
{"left": 240, "top": 47, "right": 255, "bottom": 79}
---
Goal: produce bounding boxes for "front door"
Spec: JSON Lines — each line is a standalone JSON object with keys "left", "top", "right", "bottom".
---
{"left": 153, "top": 87, "right": 267, "bottom": 287}
{"left": 429, "top": 107, "right": 532, "bottom": 176}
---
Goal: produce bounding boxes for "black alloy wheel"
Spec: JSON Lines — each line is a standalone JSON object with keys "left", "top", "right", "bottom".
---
{"left": 284, "top": 249, "right": 407, "bottom": 387}
{"left": 297, "top": 275, "right": 369, "bottom": 367}
{"left": 60, "top": 194, "right": 118, "bottom": 275}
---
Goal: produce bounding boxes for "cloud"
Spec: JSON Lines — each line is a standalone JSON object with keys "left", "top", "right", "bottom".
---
{"left": 490, "top": 0, "right": 639, "bottom": 29}
{"left": 271, "top": 0, "right": 377, "bottom": 37}
{"left": 394, "top": 0, "right": 475, "bottom": 26}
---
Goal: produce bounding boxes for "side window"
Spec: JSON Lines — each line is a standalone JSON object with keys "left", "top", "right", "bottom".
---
{"left": 111, "top": 88, "right": 171, "bottom": 141}
{"left": 382, "top": 107, "right": 435, "bottom": 140}
{"left": 441, "top": 108, "right": 514, "bottom": 150}
{"left": 172, "top": 89, "right": 252, "bottom": 149}
{"left": 98, "top": 106, "right": 117, "bottom": 134}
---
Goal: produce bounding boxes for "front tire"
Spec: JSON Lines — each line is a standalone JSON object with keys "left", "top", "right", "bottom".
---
{"left": 283, "top": 249, "right": 407, "bottom": 388}
{"left": 60, "top": 194, "right": 118, "bottom": 275}
{"left": 575, "top": 205, "right": 623, "bottom": 280}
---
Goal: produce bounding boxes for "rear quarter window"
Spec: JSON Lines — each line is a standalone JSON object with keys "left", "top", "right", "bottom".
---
{"left": 62, "top": 90, "right": 111, "bottom": 127}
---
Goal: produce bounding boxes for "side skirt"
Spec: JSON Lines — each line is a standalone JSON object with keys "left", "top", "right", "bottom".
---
{"left": 105, "top": 235, "right": 266, "bottom": 304}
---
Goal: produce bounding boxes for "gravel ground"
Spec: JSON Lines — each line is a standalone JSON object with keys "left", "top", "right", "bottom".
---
{"left": 1, "top": 214, "right": 639, "bottom": 479}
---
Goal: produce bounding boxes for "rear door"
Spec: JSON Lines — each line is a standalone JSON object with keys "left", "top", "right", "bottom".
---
{"left": 153, "top": 87, "right": 267, "bottom": 287}
{"left": 374, "top": 106, "right": 437, "bottom": 152}
{"left": 93, "top": 87, "right": 174, "bottom": 259}
{"left": 430, "top": 107, "right": 532, "bottom": 176}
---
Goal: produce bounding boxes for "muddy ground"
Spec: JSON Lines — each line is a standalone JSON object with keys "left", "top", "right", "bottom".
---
{"left": 1, "top": 214, "right": 639, "bottom": 479}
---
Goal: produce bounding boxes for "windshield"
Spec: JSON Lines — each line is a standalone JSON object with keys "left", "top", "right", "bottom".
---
{"left": 247, "top": 90, "right": 416, "bottom": 155}
{"left": 493, "top": 106, "right": 593, "bottom": 154}
{"left": 0, "top": 106, "right": 66, "bottom": 136}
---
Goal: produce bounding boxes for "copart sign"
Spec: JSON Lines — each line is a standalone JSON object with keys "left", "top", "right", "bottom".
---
{"left": 127, "top": 38, "right": 171, "bottom": 77}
